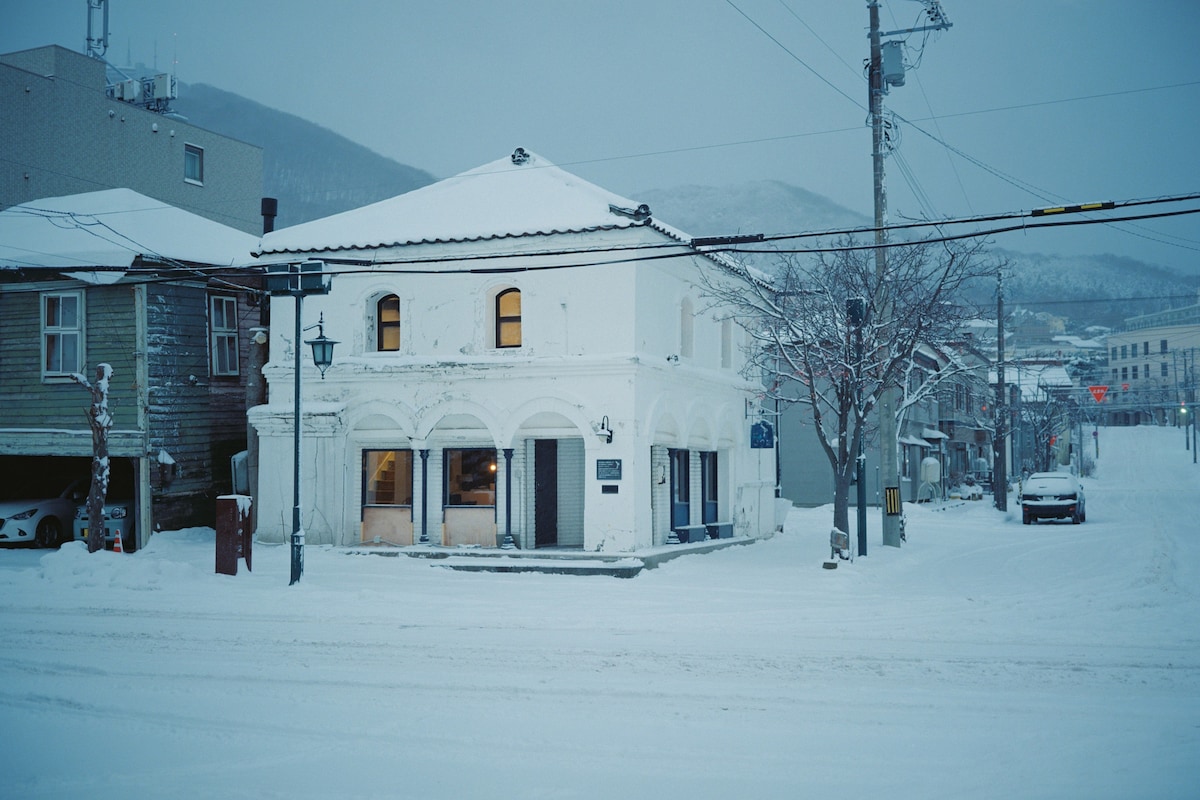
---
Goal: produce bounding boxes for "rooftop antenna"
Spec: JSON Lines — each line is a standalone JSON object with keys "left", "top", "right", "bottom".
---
{"left": 86, "top": 0, "right": 109, "bottom": 59}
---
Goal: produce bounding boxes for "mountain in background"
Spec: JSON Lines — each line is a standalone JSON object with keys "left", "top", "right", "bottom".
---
{"left": 171, "top": 83, "right": 436, "bottom": 230}
{"left": 172, "top": 84, "right": 1196, "bottom": 331}
{"left": 638, "top": 181, "right": 1198, "bottom": 331}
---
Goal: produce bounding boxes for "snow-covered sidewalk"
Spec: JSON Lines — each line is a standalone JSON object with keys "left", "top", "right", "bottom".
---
{"left": 1, "top": 426, "right": 1197, "bottom": 799}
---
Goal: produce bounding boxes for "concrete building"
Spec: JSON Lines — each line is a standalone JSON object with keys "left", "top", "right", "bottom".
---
{"left": 248, "top": 149, "right": 778, "bottom": 552}
{"left": 1103, "top": 296, "right": 1200, "bottom": 426}
{"left": 1, "top": 45, "right": 262, "bottom": 234}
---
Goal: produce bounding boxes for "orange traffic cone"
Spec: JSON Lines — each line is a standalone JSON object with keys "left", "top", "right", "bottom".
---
{"left": 112, "top": 530, "right": 122, "bottom": 553}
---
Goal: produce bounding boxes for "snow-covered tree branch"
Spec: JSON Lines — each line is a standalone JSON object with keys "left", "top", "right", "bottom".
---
{"left": 701, "top": 236, "right": 992, "bottom": 533}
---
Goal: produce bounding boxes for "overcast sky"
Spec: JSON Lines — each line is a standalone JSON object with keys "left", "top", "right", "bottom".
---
{"left": 5, "top": 1, "right": 1199, "bottom": 275}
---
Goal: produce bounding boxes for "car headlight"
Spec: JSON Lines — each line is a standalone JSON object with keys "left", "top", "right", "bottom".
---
{"left": 11, "top": 508, "right": 38, "bottom": 520}
{"left": 109, "top": 506, "right": 127, "bottom": 519}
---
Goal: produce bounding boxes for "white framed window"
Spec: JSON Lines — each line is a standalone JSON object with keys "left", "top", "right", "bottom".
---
{"left": 42, "top": 291, "right": 84, "bottom": 378}
{"left": 210, "top": 294, "right": 239, "bottom": 376}
{"left": 184, "top": 143, "right": 204, "bottom": 184}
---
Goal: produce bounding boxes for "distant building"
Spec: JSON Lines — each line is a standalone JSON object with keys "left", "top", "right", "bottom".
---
{"left": 778, "top": 340, "right": 996, "bottom": 508}
{"left": 1005, "top": 308, "right": 1072, "bottom": 359}
{"left": 1103, "top": 295, "right": 1200, "bottom": 426}
{"left": 0, "top": 45, "right": 263, "bottom": 234}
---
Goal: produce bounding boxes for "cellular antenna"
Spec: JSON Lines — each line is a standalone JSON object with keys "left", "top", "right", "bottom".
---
{"left": 86, "top": 0, "right": 109, "bottom": 59}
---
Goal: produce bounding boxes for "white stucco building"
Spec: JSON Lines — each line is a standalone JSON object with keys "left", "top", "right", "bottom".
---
{"left": 248, "top": 149, "right": 776, "bottom": 552}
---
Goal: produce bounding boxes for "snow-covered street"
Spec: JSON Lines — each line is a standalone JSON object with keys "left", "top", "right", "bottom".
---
{"left": 2, "top": 425, "right": 1197, "bottom": 799}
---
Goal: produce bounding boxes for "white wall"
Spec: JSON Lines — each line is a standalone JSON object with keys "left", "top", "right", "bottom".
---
{"left": 250, "top": 228, "right": 775, "bottom": 551}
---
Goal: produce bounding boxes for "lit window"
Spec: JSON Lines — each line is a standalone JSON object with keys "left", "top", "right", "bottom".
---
{"left": 184, "top": 144, "right": 204, "bottom": 184}
{"left": 363, "top": 450, "right": 413, "bottom": 506}
{"left": 495, "top": 288, "right": 521, "bottom": 348}
{"left": 210, "top": 295, "right": 239, "bottom": 376}
{"left": 42, "top": 291, "right": 84, "bottom": 377}
{"left": 444, "top": 449, "right": 497, "bottom": 506}
{"left": 377, "top": 294, "right": 400, "bottom": 351}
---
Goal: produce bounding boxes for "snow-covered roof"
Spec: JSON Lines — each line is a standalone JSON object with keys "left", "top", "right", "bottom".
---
{"left": 255, "top": 148, "right": 679, "bottom": 256}
{"left": 1051, "top": 334, "right": 1103, "bottom": 350}
{"left": 0, "top": 189, "right": 258, "bottom": 274}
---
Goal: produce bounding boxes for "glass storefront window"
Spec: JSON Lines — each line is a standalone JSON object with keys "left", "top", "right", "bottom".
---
{"left": 362, "top": 450, "right": 413, "bottom": 506}
{"left": 444, "top": 448, "right": 497, "bottom": 506}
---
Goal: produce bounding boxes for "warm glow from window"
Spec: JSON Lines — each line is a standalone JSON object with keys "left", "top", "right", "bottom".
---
{"left": 496, "top": 288, "right": 521, "bottom": 348}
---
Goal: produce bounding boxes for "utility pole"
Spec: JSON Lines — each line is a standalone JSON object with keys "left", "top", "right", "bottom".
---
{"left": 867, "top": 1, "right": 900, "bottom": 548}
{"left": 849, "top": 297, "right": 868, "bottom": 556}
{"left": 994, "top": 268, "right": 1007, "bottom": 510}
{"left": 867, "top": 1, "right": 951, "bottom": 547}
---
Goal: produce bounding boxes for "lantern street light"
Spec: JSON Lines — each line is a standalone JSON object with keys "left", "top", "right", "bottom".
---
{"left": 305, "top": 313, "right": 338, "bottom": 379}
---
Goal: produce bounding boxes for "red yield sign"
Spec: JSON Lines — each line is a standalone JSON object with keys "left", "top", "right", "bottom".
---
{"left": 1089, "top": 385, "right": 1109, "bottom": 403}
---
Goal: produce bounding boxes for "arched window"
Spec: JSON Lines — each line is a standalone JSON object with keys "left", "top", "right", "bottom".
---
{"left": 377, "top": 294, "right": 400, "bottom": 351}
{"left": 680, "top": 298, "right": 694, "bottom": 359}
{"left": 495, "top": 288, "right": 522, "bottom": 348}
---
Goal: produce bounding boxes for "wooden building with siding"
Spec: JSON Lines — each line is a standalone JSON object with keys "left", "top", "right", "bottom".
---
{"left": 0, "top": 190, "right": 260, "bottom": 547}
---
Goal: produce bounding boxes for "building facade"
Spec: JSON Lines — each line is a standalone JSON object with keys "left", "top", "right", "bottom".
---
{"left": 249, "top": 150, "right": 777, "bottom": 552}
{"left": 0, "top": 189, "right": 261, "bottom": 544}
{"left": 1103, "top": 298, "right": 1200, "bottom": 426}
{"left": 0, "top": 45, "right": 262, "bottom": 234}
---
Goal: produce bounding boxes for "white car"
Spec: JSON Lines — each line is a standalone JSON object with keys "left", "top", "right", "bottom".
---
{"left": 1021, "top": 472, "right": 1086, "bottom": 525}
{"left": 0, "top": 478, "right": 86, "bottom": 547}
{"left": 73, "top": 498, "right": 136, "bottom": 551}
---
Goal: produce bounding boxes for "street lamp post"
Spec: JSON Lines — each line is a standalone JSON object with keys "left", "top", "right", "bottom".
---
{"left": 266, "top": 261, "right": 335, "bottom": 586}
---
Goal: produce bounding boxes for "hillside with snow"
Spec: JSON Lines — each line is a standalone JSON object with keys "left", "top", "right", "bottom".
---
{"left": 1, "top": 425, "right": 1197, "bottom": 798}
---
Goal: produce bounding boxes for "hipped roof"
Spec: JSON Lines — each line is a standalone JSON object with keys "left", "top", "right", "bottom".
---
{"left": 255, "top": 149, "right": 672, "bottom": 256}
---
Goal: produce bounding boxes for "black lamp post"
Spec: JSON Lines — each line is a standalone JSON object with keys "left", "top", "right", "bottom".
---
{"left": 288, "top": 312, "right": 337, "bottom": 585}
{"left": 266, "top": 260, "right": 335, "bottom": 586}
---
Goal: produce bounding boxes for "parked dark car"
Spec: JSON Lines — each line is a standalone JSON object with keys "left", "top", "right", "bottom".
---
{"left": 1021, "top": 472, "right": 1086, "bottom": 525}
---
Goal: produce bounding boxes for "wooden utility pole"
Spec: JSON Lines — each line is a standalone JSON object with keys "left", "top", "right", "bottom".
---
{"left": 868, "top": 2, "right": 902, "bottom": 548}
{"left": 867, "top": 1, "right": 951, "bottom": 547}
{"left": 994, "top": 269, "right": 1008, "bottom": 511}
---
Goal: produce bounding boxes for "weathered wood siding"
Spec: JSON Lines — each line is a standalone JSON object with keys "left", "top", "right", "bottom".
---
{"left": 0, "top": 283, "right": 141, "bottom": 456}
{"left": 145, "top": 283, "right": 251, "bottom": 527}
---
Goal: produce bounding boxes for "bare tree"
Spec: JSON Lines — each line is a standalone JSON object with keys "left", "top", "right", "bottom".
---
{"left": 1018, "top": 390, "right": 1069, "bottom": 475}
{"left": 72, "top": 363, "right": 113, "bottom": 553}
{"left": 703, "top": 236, "right": 990, "bottom": 534}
